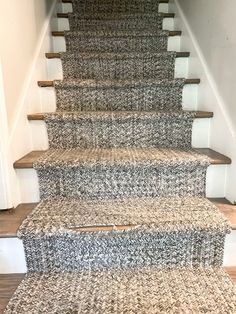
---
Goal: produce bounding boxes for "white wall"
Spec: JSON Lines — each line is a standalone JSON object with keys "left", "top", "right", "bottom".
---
{"left": 0, "top": 0, "right": 57, "bottom": 208}
{"left": 173, "top": 0, "right": 236, "bottom": 203}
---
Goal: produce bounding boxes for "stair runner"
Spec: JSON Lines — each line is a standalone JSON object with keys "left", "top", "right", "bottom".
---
{"left": 5, "top": 0, "right": 236, "bottom": 313}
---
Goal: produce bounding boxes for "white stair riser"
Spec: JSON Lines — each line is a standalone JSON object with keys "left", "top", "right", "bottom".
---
{"left": 46, "top": 57, "right": 188, "bottom": 81}
{"left": 57, "top": 17, "right": 175, "bottom": 32}
{"left": 52, "top": 35, "right": 181, "bottom": 52}
{"left": 60, "top": 3, "right": 169, "bottom": 14}
{"left": 1, "top": 230, "right": 235, "bottom": 274}
{"left": 16, "top": 164, "right": 226, "bottom": 204}
{"left": 29, "top": 118, "right": 211, "bottom": 151}
{"left": 38, "top": 84, "right": 197, "bottom": 114}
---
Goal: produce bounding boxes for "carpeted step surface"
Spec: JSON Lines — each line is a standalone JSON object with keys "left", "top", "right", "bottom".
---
{"left": 55, "top": 78, "right": 185, "bottom": 111}
{"left": 4, "top": 267, "right": 236, "bottom": 314}
{"left": 34, "top": 148, "right": 210, "bottom": 200}
{"left": 71, "top": 0, "right": 161, "bottom": 15}
{"left": 18, "top": 197, "right": 230, "bottom": 272}
{"left": 45, "top": 111, "right": 195, "bottom": 148}
{"left": 68, "top": 13, "right": 164, "bottom": 31}
{"left": 65, "top": 30, "right": 169, "bottom": 53}
{"left": 60, "top": 51, "right": 176, "bottom": 80}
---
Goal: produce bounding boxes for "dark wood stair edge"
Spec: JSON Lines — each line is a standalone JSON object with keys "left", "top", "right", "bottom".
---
{"left": 57, "top": 12, "right": 175, "bottom": 18}
{"left": 45, "top": 51, "right": 190, "bottom": 59}
{"left": 13, "top": 148, "right": 231, "bottom": 169}
{"left": 37, "top": 78, "right": 200, "bottom": 87}
{"left": 51, "top": 30, "right": 182, "bottom": 36}
{"left": 27, "top": 111, "right": 213, "bottom": 121}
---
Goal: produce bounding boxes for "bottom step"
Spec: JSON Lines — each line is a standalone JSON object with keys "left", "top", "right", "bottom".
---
{"left": 4, "top": 267, "right": 236, "bottom": 313}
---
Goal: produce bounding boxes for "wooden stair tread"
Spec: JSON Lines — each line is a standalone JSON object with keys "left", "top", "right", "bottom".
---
{"left": 13, "top": 151, "right": 46, "bottom": 169}
{"left": 0, "top": 203, "right": 37, "bottom": 238}
{"left": 45, "top": 51, "right": 190, "bottom": 59}
{"left": 13, "top": 148, "right": 231, "bottom": 169}
{"left": 209, "top": 198, "right": 236, "bottom": 228}
{"left": 57, "top": 12, "right": 175, "bottom": 18}
{"left": 27, "top": 111, "right": 213, "bottom": 121}
{"left": 51, "top": 30, "right": 182, "bottom": 37}
{"left": 0, "top": 198, "right": 235, "bottom": 239}
{"left": 37, "top": 78, "right": 200, "bottom": 87}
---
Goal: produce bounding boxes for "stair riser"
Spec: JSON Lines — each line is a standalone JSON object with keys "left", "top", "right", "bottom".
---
{"left": 60, "top": 54, "right": 177, "bottom": 81}
{"left": 52, "top": 35, "right": 181, "bottom": 52}
{"left": 39, "top": 114, "right": 203, "bottom": 149}
{"left": 57, "top": 16, "right": 174, "bottom": 32}
{"left": 54, "top": 81, "right": 185, "bottom": 111}
{"left": 29, "top": 118, "right": 210, "bottom": 151}
{"left": 23, "top": 232, "right": 225, "bottom": 272}
{"left": 15, "top": 165, "right": 227, "bottom": 203}
{"left": 60, "top": 3, "right": 169, "bottom": 14}
{"left": 65, "top": 34, "right": 170, "bottom": 54}
{"left": 38, "top": 84, "right": 198, "bottom": 114}
{"left": 1, "top": 231, "right": 235, "bottom": 273}
{"left": 46, "top": 56, "right": 188, "bottom": 81}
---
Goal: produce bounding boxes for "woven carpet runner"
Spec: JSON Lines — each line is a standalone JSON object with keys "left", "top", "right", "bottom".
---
{"left": 5, "top": 0, "right": 236, "bottom": 312}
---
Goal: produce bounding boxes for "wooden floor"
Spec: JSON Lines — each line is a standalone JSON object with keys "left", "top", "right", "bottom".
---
{"left": 0, "top": 269, "right": 236, "bottom": 313}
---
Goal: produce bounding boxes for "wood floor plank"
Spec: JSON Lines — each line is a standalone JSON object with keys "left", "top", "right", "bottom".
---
{"left": 0, "top": 274, "right": 25, "bottom": 313}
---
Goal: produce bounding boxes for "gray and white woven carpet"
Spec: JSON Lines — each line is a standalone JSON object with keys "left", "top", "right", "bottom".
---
{"left": 5, "top": 0, "right": 236, "bottom": 312}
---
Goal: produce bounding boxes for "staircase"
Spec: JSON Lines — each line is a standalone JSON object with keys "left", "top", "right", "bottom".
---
{"left": 3, "top": 0, "right": 236, "bottom": 312}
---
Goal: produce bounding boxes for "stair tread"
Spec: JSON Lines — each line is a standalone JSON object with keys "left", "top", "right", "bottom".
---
{"left": 45, "top": 51, "right": 190, "bottom": 59}
{"left": 18, "top": 197, "right": 230, "bottom": 237}
{"left": 0, "top": 198, "right": 235, "bottom": 239}
{"left": 3, "top": 268, "right": 236, "bottom": 313}
{"left": 13, "top": 148, "right": 231, "bottom": 169}
{"left": 58, "top": 12, "right": 175, "bottom": 18}
{"left": 52, "top": 30, "right": 181, "bottom": 36}
{"left": 38, "top": 78, "right": 200, "bottom": 87}
{"left": 0, "top": 203, "right": 37, "bottom": 238}
{"left": 27, "top": 110, "right": 214, "bottom": 121}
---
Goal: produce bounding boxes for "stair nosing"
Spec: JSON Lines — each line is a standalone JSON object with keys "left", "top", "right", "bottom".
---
{"left": 13, "top": 148, "right": 231, "bottom": 169}
{"left": 37, "top": 78, "right": 200, "bottom": 87}
{"left": 51, "top": 30, "right": 182, "bottom": 37}
{"left": 57, "top": 12, "right": 175, "bottom": 18}
{"left": 27, "top": 111, "right": 213, "bottom": 121}
{"left": 45, "top": 51, "right": 190, "bottom": 59}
